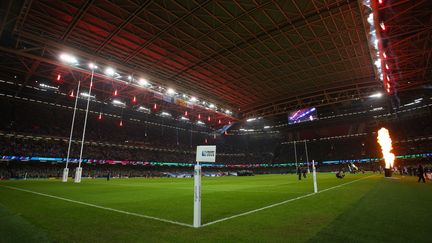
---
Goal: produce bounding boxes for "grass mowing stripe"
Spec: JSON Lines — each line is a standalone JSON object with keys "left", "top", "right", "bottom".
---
{"left": 201, "top": 175, "right": 376, "bottom": 227}
{"left": 0, "top": 185, "right": 194, "bottom": 228}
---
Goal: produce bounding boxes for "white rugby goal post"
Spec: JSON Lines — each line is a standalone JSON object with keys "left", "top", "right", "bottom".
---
{"left": 194, "top": 145, "right": 216, "bottom": 228}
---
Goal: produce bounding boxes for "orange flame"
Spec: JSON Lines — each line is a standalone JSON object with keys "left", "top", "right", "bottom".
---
{"left": 377, "top": 128, "right": 395, "bottom": 169}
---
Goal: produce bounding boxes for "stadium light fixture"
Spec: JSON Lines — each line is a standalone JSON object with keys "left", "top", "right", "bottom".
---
{"left": 138, "top": 78, "right": 149, "bottom": 86}
{"left": 39, "top": 83, "right": 59, "bottom": 90}
{"left": 167, "top": 88, "right": 176, "bottom": 95}
{"left": 246, "top": 117, "right": 256, "bottom": 122}
{"left": 190, "top": 96, "right": 197, "bottom": 102}
{"left": 197, "top": 120, "right": 204, "bottom": 125}
{"left": 264, "top": 126, "right": 270, "bottom": 129}
{"left": 161, "top": 111, "right": 171, "bottom": 117}
{"left": 209, "top": 103, "right": 215, "bottom": 109}
{"left": 105, "top": 67, "right": 115, "bottom": 76}
{"left": 112, "top": 99, "right": 125, "bottom": 106}
{"left": 80, "top": 92, "right": 95, "bottom": 99}
{"left": 371, "top": 107, "right": 384, "bottom": 111}
{"left": 137, "top": 106, "right": 150, "bottom": 113}
{"left": 369, "top": 92, "right": 383, "bottom": 98}
{"left": 88, "top": 63, "right": 98, "bottom": 70}
{"left": 59, "top": 53, "right": 78, "bottom": 64}
{"left": 180, "top": 116, "right": 189, "bottom": 121}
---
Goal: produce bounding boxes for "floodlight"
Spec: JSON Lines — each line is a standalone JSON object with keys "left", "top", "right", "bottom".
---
{"left": 112, "top": 99, "right": 125, "bottom": 106}
{"left": 105, "top": 67, "right": 115, "bottom": 76}
{"left": 88, "top": 63, "right": 98, "bottom": 69}
{"left": 369, "top": 92, "right": 383, "bottom": 98}
{"left": 138, "top": 78, "right": 149, "bottom": 86}
{"left": 59, "top": 53, "right": 78, "bottom": 64}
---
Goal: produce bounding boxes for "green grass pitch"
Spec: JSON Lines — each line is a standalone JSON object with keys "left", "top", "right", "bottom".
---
{"left": 0, "top": 173, "right": 431, "bottom": 242}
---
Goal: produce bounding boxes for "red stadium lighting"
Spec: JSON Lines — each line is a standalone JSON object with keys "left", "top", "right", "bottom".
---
{"left": 378, "top": 0, "right": 383, "bottom": 5}
{"left": 119, "top": 120, "right": 123, "bottom": 127}
{"left": 207, "top": 116, "right": 211, "bottom": 121}
{"left": 98, "top": 113, "right": 102, "bottom": 120}
{"left": 185, "top": 111, "right": 188, "bottom": 116}
{"left": 114, "top": 89, "right": 118, "bottom": 96}
{"left": 383, "top": 52, "right": 387, "bottom": 59}
{"left": 218, "top": 119, "right": 221, "bottom": 124}
{"left": 56, "top": 74, "right": 61, "bottom": 81}
{"left": 228, "top": 121, "right": 231, "bottom": 125}
{"left": 380, "top": 22, "right": 386, "bottom": 31}
{"left": 385, "top": 63, "right": 390, "bottom": 70}
{"left": 153, "top": 103, "right": 157, "bottom": 109}
{"left": 205, "top": 138, "right": 208, "bottom": 144}
{"left": 198, "top": 114, "right": 201, "bottom": 119}
{"left": 132, "top": 96, "right": 137, "bottom": 103}
{"left": 69, "top": 90, "right": 74, "bottom": 97}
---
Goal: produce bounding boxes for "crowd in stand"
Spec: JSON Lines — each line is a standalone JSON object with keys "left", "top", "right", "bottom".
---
{"left": 1, "top": 97, "right": 432, "bottom": 176}
{"left": 1, "top": 158, "right": 430, "bottom": 180}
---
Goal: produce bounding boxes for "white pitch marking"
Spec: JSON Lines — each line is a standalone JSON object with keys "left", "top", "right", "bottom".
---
{"left": 0, "top": 185, "right": 193, "bottom": 228}
{"left": 201, "top": 175, "right": 375, "bottom": 227}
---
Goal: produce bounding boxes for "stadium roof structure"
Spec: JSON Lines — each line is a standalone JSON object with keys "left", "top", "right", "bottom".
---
{"left": 0, "top": 0, "right": 430, "bottom": 125}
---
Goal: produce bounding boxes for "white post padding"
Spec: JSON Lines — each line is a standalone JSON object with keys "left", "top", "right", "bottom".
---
{"left": 193, "top": 164, "right": 202, "bottom": 228}
{"left": 62, "top": 168, "right": 69, "bottom": 182}
{"left": 74, "top": 167, "right": 82, "bottom": 183}
{"left": 312, "top": 160, "right": 318, "bottom": 193}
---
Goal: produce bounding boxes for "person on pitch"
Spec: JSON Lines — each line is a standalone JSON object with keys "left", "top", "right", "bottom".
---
{"left": 417, "top": 164, "right": 426, "bottom": 183}
{"left": 297, "top": 166, "right": 302, "bottom": 180}
{"left": 336, "top": 170, "right": 345, "bottom": 179}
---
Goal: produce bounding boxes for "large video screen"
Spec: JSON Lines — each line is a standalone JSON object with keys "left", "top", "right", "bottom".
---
{"left": 288, "top": 107, "right": 317, "bottom": 124}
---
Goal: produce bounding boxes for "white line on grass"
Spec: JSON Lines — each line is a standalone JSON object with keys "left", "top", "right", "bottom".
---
{"left": 201, "top": 175, "right": 375, "bottom": 227}
{"left": 0, "top": 185, "right": 194, "bottom": 228}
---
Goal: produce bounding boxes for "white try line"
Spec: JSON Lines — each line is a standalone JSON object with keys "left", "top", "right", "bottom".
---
{"left": 201, "top": 175, "right": 376, "bottom": 227}
{"left": 0, "top": 185, "right": 193, "bottom": 228}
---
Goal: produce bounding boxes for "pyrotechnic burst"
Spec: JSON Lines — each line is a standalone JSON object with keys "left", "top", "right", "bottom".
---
{"left": 377, "top": 128, "right": 395, "bottom": 169}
